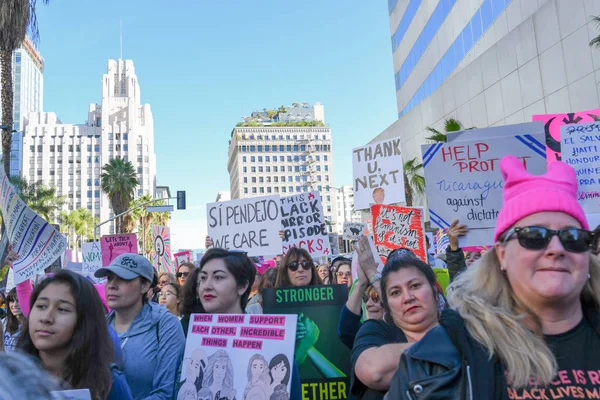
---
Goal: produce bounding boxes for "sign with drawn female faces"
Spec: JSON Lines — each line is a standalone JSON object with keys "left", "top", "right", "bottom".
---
{"left": 421, "top": 131, "right": 546, "bottom": 231}
{"left": 179, "top": 314, "right": 297, "bottom": 400}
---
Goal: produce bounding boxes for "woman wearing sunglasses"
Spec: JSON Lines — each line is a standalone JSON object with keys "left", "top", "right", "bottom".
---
{"left": 275, "top": 248, "right": 322, "bottom": 288}
{"left": 176, "top": 262, "right": 195, "bottom": 287}
{"left": 333, "top": 258, "right": 353, "bottom": 290}
{"left": 386, "top": 156, "right": 600, "bottom": 399}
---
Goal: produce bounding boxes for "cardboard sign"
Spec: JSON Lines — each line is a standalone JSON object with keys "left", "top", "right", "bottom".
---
{"left": 352, "top": 138, "right": 405, "bottom": 210}
{"left": 152, "top": 225, "right": 174, "bottom": 273}
{"left": 174, "top": 251, "right": 192, "bottom": 267}
{"left": 433, "top": 268, "right": 450, "bottom": 296}
{"left": 533, "top": 108, "right": 600, "bottom": 163}
{"left": 280, "top": 192, "right": 330, "bottom": 260}
{"left": 207, "top": 195, "right": 282, "bottom": 257}
{"left": 179, "top": 313, "right": 297, "bottom": 400}
{"left": 263, "top": 285, "right": 350, "bottom": 400}
{"left": 422, "top": 133, "right": 546, "bottom": 231}
{"left": 371, "top": 205, "right": 426, "bottom": 262}
{"left": 100, "top": 234, "right": 138, "bottom": 267}
{"left": 560, "top": 122, "right": 600, "bottom": 213}
{"left": 81, "top": 242, "right": 103, "bottom": 283}
{"left": 0, "top": 169, "right": 68, "bottom": 284}
{"left": 342, "top": 222, "right": 367, "bottom": 241}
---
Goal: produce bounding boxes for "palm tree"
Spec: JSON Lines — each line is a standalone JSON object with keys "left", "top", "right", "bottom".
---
{"left": 590, "top": 16, "right": 600, "bottom": 48}
{"left": 9, "top": 175, "right": 65, "bottom": 221}
{"left": 0, "top": 0, "right": 50, "bottom": 174}
{"left": 403, "top": 157, "right": 426, "bottom": 206}
{"left": 100, "top": 158, "right": 138, "bottom": 234}
{"left": 60, "top": 208, "right": 95, "bottom": 249}
{"left": 425, "top": 118, "right": 464, "bottom": 142}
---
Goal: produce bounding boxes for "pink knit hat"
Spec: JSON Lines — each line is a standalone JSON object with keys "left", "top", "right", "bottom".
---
{"left": 494, "top": 155, "right": 588, "bottom": 242}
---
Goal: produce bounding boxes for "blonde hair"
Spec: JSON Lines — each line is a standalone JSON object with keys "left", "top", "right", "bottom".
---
{"left": 447, "top": 249, "right": 600, "bottom": 388}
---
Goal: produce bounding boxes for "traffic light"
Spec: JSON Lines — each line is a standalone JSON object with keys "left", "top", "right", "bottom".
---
{"left": 177, "top": 191, "right": 186, "bottom": 210}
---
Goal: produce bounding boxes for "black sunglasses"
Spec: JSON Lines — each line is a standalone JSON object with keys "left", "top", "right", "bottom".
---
{"left": 287, "top": 260, "right": 313, "bottom": 272}
{"left": 502, "top": 226, "right": 594, "bottom": 253}
{"left": 176, "top": 272, "right": 189, "bottom": 278}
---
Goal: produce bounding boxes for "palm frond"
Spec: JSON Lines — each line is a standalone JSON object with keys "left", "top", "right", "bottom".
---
{"left": 410, "top": 174, "right": 426, "bottom": 195}
{"left": 425, "top": 133, "right": 448, "bottom": 142}
{"left": 444, "top": 118, "right": 463, "bottom": 133}
{"left": 590, "top": 16, "right": 600, "bottom": 48}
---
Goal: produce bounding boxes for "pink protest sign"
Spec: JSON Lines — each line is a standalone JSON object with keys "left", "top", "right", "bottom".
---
{"left": 533, "top": 108, "right": 600, "bottom": 163}
{"left": 100, "top": 234, "right": 138, "bottom": 266}
{"left": 174, "top": 251, "right": 192, "bottom": 267}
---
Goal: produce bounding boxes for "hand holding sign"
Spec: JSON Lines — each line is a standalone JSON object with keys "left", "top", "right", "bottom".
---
{"left": 446, "top": 220, "right": 468, "bottom": 251}
{"left": 354, "top": 236, "right": 379, "bottom": 281}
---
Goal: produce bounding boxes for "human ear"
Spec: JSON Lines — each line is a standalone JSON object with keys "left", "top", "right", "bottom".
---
{"left": 495, "top": 242, "right": 507, "bottom": 270}
{"left": 238, "top": 281, "right": 250, "bottom": 297}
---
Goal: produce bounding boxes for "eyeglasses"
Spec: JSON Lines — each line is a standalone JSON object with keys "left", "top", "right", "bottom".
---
{"left": 160, "top": 291, "right": 176, "bottom": 298}
{"left": 158, "top": 280, "right": 169, "bottom": 285}
{"left": 502, "top": 226, "right": 594, "bottom": 253}
{"left": 287, "top": 260, "right": 313, "bottom": 272}
{"left": 176, "top": 272, "right": 189, "bottom": 278}
{"left": 336, "top": 271, "right": 352, "bottom": 278}
{"left": 363, "top": 291, "right": 380, "bottom": 303}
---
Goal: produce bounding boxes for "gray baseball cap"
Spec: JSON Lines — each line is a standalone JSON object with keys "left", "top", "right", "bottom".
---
{"left": 94, "top": 253, "right": 155, "bottom": 283}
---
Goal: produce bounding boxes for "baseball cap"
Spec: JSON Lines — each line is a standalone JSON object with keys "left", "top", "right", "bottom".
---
{"left": 95, "top": 253, "right": 155, "bottom": 283}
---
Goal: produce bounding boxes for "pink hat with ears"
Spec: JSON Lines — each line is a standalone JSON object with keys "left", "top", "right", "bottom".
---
{"left": 256, "top": 260, "right": 275, "bottom": 275}
{"left": 494, "top": 155, "right": 588, "bottom": 242}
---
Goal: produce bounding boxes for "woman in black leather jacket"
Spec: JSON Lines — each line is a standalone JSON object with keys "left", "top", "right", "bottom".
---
{"left": 386, "top": 156, "right": 600, "bottom": 399}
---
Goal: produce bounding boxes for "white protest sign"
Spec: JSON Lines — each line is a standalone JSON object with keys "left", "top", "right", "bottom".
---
{"left": 0, "top": 170, "right": 68, "bottom": 284}
{"left": 560, "top": 122, "right": 600, "bottom": 213}
{"left": 422, "top": 131, "right": 546, "bottom": 233}
{"left": 52, "top": 389, "right": 91, "bottom": 400}
{"left": 352, "top": 138, "right": 405, "bottom": 210}
{"left": 343, "top": 222, "right": 367, "bottom": 241}
{"left": 179, "top": 314, "right": 297, "bottom": 400}
{"left": 81, "top": 242, "right": 103, "bottom": 283}
{"left": 5, "top": 266, "right": 15, "bottom": 292}
{"left": 207, "top": 195, "right": 282, "bottom": 257}
{"left": 280, "top": 192, "right": 330, "bottom": 260}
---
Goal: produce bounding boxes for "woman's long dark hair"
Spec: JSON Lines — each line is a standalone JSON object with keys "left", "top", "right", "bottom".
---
{"left": 18, "top": 270, "right": 113, "bottom": 400}
{"left": 275, "top": 248, "right": 322, "bottom": 287}
{"left": 5, "top": 288, "right": 21, "bottom": 335}
{"left": 181, "top": 267, "right": 205, "bottom": 317}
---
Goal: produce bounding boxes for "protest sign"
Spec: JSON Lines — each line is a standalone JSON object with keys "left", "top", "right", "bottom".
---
{"left": 0, "top": 170, "right": 68, "bottom": 284}
{"left": 152, "top": 225, "right": 174, "bottom": 273}
{"left": 352, "top": 138, "right": 405, "bottom": 210}
{"left": 179, "top": 313, "right": 297, "bottom": 400}
{"left": 328, "top": 233, "right": 339, "bottom": 256}
{"left": 174, "top": 251, "right": 192, "bottom": 267}
{"left": 280, "top": 192, "right": 330, "bottom": 260}
{"left": 371, "top": 205, "right": 427, "bottom": 262}
{"left": 433, "top": 268, "right": 450, "bottom": 296}
{"left": 5, "top": 266, "right": 15, "bottom": 292}
{"left": 207, "top": 195, "right": 282, "bottom": 257}
{"left": 422, "top": 132, "right": 546, "bottom": 234}
{"left": 51, "top": 389, "right": 91, "bottom": 400}
{"left": 342, "top": 222, "right": 367, "bottom": 241}
{"left": 81, "top": 242, "right": 103, "bottom": 283}
{"left": 533, "top": 108, "right": 600, "bottom": 163}
{"left": 100, "top": 234, "right": 138, "bottom": 267}
{"left": 560, "top": 122, "right": 600, "bottom": 214}
{"left": 66, "top": 262, "right": 83, "bottom": 274}
{"left": 263, "top": 285, "right": 350, "bottom": 400}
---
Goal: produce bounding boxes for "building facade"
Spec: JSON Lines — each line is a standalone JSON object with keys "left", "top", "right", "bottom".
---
{"left": 379, "top": 0, "right": 600, "bottom": 176}
{"left": 227, "top": 103, "right": 336, "bottom": 226}
{"left": 334, "top": 184, "right": 362, "bottom": 235}
{"left": 20, "top": 59, "right": 156, "bottom": 235}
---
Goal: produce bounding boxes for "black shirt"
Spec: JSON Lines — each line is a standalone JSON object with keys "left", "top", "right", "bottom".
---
{"left": 507, "top": 317, "right": 600, "bottom": 399}
{"left": 351, "top": 319, "right": 407, "bottom": 400}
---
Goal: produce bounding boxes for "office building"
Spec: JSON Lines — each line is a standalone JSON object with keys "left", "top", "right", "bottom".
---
{"left": 227, "top": 103, "right": 337, "bottom": 227}
{"left": 20, "top": 59, "right": 156, "bottom": 235}
{"left": 377, "top": 0, "right": 600, "bottom": 171}
{"left": 334, "top": 184, "right": 362, "bottom": 235}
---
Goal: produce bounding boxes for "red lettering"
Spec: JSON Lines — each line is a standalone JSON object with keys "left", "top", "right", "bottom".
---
{"left": 588, "top": 370, "right": 600, "bottom": 385}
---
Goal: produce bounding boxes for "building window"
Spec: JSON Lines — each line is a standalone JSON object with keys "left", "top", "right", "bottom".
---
{"left": 251, "top": 167, "right": 256, "bottom": 172}
{"left": 296, "top": 186, "right": 301, "bottom": 192}
{"left": 266, "top": 166, "right": 270, "bottom": 172}
{"left": 280, "top": 156, "right": 284, "bottom": 162}
{"left": 252, "top": 177, "right": 257, "bottom": 183}
{"left": 243, "top": 156, "right": 247, "bottom": 162}
{"left": 266, "top": 156, "right": 270, "bottom": 162}
{"left": 251, "top": 156, "right": 256, "bottom": 162}
{"left": 244, "top": 177, "right": 248, "bottom": 183}
{"left": 282, "top": 187, "right": 287, "bottom": 193}
{"left": 281, "top": 176, "right": 286, "bottom": 182}
{"left": 267, "top": 187, "right": 272, "bottom": 193}
{"left": 258, "top": 146, "right": 263, "bottom": 152}
{"left": 258, "top": 156, "right": 263, "bottom": 162}
{"left": 324, "top": 155, "right": 328, "bottom": 161}
{"left": 274, "top": 177, "right": 278, "bottom": 183}
{"left": 244, "top": 188, "right": 248, "bottom": 194}
{"left": 259, "top": 177, "right": 264, "bottom": 183}
{"left": 260, "top": 187, "right": 265, "bottom": 193}
{"left": 243, "top": 167, "right": 247, "bottom": 172}
{"left": 289, "top": 186, "right": 293, "bottom": 192}
{"left": 258, "top": 166, "right": 263, "bottom": 172}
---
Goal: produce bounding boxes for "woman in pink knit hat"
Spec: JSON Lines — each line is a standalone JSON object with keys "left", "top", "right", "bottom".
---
{"left": 384, "top": 155, "right": 600, "bottom": 399}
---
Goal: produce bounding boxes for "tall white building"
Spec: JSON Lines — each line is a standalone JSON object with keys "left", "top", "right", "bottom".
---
{"left": 377, "top": 0, "right": 600, "bottom": 173}
{"left": 334, "top": 184, "right": 362, "bottom": 235}
{"left": 20, "top": 59, "right": 156, "bottom": 235}
{"left": 227, "top": 103, "right": 337, "bottom": 227}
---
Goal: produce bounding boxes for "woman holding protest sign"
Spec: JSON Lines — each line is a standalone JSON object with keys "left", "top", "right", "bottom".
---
{"left": 94, "top": 253, "right": 185, "bottom": 400}
{"left": 275, "top": 248, "right": 322, "bottom": 288}
{"left": 18, "top": 270, "right": 132, "bottom": 399}
{"left": 350, "top": 242, "right": 440, "bottom": 400}
{"left": 385, "top": 156, "right": 600, "bottom": 399}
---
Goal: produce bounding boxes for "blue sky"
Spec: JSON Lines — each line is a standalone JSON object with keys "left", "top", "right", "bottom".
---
{"left": 36, "top": 1, "right": 398, "bottom": 250}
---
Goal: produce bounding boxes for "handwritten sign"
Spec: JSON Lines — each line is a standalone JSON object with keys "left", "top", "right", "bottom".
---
{"left": 533, "top": 108, "right": 600, "bottom": 163}
{"left": 207, "top": 195, "right": 282, "bottom": 256}
{"left": 152, "top": 225, "right": 174, "bottom": 273}
{"left": 352, "top": 138, "right": 405, "bottom": 210}
{"left": 342, "top": 222, "right": 367, "bottom": 241}
{"left": 174, "top": 251, "right": 192, "bottom": 267}
{"left": 422, "top": 133, "right": 546, "bottom": 231}
{"left": 371, "top": 205, "right": 427, "bottom": 262}
{"left": 100, "top": 234, "right": 138, "bottom": 267}
{"left": 81, "top": 242, "right": 103, "bottom": 283}
{"left": 280, "top": 192, "right": 330, "bottom": 260}
{"left": 179, "top": 314, "right": 297, "bottom": 400}
{"left": 560, "top": 122, "right": 600, "bottom": 213}
{"left": 0, "top": 168, "right": 68, "bottom": 284}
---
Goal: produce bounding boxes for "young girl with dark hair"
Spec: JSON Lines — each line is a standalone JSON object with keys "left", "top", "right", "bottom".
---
{"left": 3, "top": 288, "right": 24, "bottom": 352}
{"left": 18, "top": 270, "right": 132, "bottom": 400}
